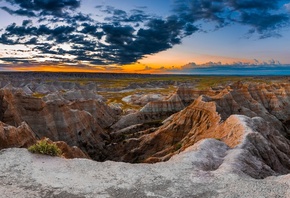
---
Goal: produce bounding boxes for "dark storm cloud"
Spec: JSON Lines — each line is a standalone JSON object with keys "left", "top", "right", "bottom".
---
{"left": 4, "top": 0, "right": 80, "bottom": 10}
{"left": 0, "top": 2, "right": 198, "bottom": 65}
{"left": 2, "top": 0, "right": 80, "bottom": 16}
{"left": 102, "top": 6, "right": 150, "bottom": 23}
{"left": 102, "top": 24, "right": 135, "bottom": 45}
{"left": 0, "top": 6, "right": 36, "bottom": 17}
{"left": 0, "top": 57, "right": 31, "bottom": 63}
{"left": 174, "top": 0, "right": 290, "bottom": 37}
{"left": 79, "top": 23, "right": 103, "bottom": 38}
{"left": 240, "top": 12, "right": 289, "bottom": 38}
{"left": 228, "top": 0, "right": 279, "bottom": 10}
{"left": 93, "top": 15, "right": 198, "bottom": 64}
{"left": 71, "top": 13, "right": 93, "bottom": 22}
{"left": 0, "top": 22, "right": 77, "bottom": 46}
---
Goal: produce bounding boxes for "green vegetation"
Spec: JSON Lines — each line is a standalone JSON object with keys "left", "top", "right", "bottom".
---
{"left": 194, "top": 76, "right": 271, "bottom": 90}
{"left": 95, "top": 76, "right": 275, "bottom": 111}
{"left": 55, "top": 75, "right": 274, "bottom": 90}
{"left": 28, "top": 139, "right": 62, "bottom": 156}
{"left": 57, "top": 75, "right": 195, "bottom": 89}
{"left": 51, "top": 75, "right": 275, "bottom": 112}
{"left": 98, "top": 86, "right": 176, "bottom": 111}
{"left": 32, "top": 92, "right": 47, "bottom": 98}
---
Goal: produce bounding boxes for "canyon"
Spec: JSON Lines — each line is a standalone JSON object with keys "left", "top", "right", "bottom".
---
{"left": 1, "top": 73, "right": 290, "bottom": 197}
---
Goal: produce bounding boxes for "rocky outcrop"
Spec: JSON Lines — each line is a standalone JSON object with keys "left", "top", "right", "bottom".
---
{"left": 0, "top": 121, "right": 36, "bottom": 149}
{"left": 106, "top": 82, "right": 290, "bottom": 178}
{"left": 219, "top": 115, "right": 290, "bottom": 178}
{"left": 171, "top": 114, "right": 290, "bottom": 179}
{"left": 110, "top": 111, "right": 166, "bottom": 131}
{"left": 56, "top": 141, "right": 89, "bottom": 159}
{"left": 111, "top": 91, "right": 185, "bottom": 131}
{"left": 111, "top": 84, "right": 220, "bottom": 131}
{"left": 68, "top": 99, "right": 115, "bottom": 129}
{"left": 122, "top": 93, "right": 164, "bottom": 106}
{"left": 107, "top": 96, "right": 225, "bottom": 162}
{"left": 176, "top": 85, "right": 218, "bottom": 105}
{"left": 0, "top": 89, "right": 115, "bottom": 160}
{"left": 3, "top": 74, "right": 290, "bottom": 181}
{"left": 28, "top": 137, "right": 90, "bottom": 159}
{"left": 207, "top": 82, "right": 290, "bottom": 137}
{"left": 1, "top": 146, "right": 290, "bottom": 197}
{"left": 37, "top": 138, "right": 90, "bottom": 159}
{"left": 140, "top": 93, "right": 184, "bottom": 113}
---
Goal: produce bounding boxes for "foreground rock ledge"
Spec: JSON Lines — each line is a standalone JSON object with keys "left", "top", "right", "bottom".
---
{"left": 1, "top": 148, "right": 289, "bottom": 198}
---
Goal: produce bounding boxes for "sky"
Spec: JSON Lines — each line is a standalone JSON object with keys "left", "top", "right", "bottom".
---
{"left": 0, "top": 0, "right": 290, "bottom": 74}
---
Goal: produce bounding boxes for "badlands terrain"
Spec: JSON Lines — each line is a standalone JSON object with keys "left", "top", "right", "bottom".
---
{"left": 1, "top": 72, "right": 290, "bottom": 197}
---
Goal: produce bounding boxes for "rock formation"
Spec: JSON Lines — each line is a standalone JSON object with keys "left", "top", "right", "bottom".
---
{"left": 2, "top": 74, "right": 290, "bottom": 181}
{"left": 0, "top": 121, "right": 36, "bottom": 149}
{"left": 35, "top": 138, "right": 90, "bottom": 159}
{"left": 111, "top": 90, "right": 185, "bottom": 130}
{"left": 55, "top": 140, "right": 89, "bottom": 159}
{"left": 0, "top": 88, "right": 115, "bottom": 160}
{"left": 105, "top": 81, "right": 290, "bottom": 180}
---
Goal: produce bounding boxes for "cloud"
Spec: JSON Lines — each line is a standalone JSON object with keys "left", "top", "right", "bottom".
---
{"left": 178, "top": 59, "right": 284, "bottom": 71}
{"left": 0, "top": 2, "right": 199, "bottom": 67}
{"left": 0, "top": 6, "right": 36, "bottom": 17}
{"left": 284, "top": 3, "right": 290, "bottom": 12}
{"left": 2, "top": 0, "right": 80, "bottom": 17}
{"left": 0, "top": 1, "right": 289, "bottom": 70}
{"left": 169, "top": 60, "right": 290, "bottom": 75}
{"left": 174, "top": 0, "right": 290, "bottom": 38}
{"left": 141, "top": 65, "right": 152, "bottom": 71}
{"left": 97, "top": 15, "right": 198, "bottom": 65}
{"left": 0, "top": 57, "right": 31, "bottom": 63}
{"left": 102, "top": 6, "right": 151, "bottom": 23}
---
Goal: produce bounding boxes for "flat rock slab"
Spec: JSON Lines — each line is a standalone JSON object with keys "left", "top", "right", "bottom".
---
{"left": 0, "top": 148, "right": 289, "bottom": 198}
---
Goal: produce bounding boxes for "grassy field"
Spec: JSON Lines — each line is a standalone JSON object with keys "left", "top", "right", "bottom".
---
{"left": 94, "top": 75, "right": 277, "bottom": 111}
{"left": 56, "top": 75, "right": 276, "bottom": 89}
{"left": 32, "top": 75, "right": 281, "bottom": 110}
{"left": 98, "top": 85, "right": 177, "bottom": 111}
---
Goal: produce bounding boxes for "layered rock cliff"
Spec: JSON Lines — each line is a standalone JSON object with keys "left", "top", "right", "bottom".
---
{"left": 105, "top": 82, "right": 290, "bottom": 179}
{"left": 2, "top": 77, "right": 290, "bottom": 180}
{"left": 0, "top": 88, "right": 116, "bottom": 160}
{"left": 0, "top": 121, "right": 36, "bottom": 149}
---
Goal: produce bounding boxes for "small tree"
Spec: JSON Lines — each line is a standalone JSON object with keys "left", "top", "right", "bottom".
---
{"left": 28, "top": 138, "right": 62, "bottom": 156}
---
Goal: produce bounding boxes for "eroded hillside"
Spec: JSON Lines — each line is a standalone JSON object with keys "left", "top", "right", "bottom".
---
{"left": 1, "top": 73, "right": 290, "bottom": 180}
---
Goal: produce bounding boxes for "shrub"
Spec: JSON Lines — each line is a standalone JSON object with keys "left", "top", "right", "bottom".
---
{"left": 28, "top": 139, "right": 62, "bottom": 156}
{"left": 32, "top": 92, "right": 46, "bottom": 98}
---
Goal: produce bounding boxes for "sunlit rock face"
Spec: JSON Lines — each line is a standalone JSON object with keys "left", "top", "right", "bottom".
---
{"left": 105, "top": 82, "right": 290, "bottom": 179}
{"left": 111, "top": 90, "right": 186, "bottom": 131}
{"left": 205, "top": 82, "right": 290, "bottom": 141}
{"left": 0, "top": 121, "right": 36, "bottom": 149}
{"left": 39, "top": 138, "right": 90, "bottom": 159}
{"left": 218, "top": 115, "right": 290, "bottom": 179}
{"left": 55, "top": 140, "right": 89, "bottom": 159}
{"left": 0, "top": 88, "right": 116, "bottom": 160}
